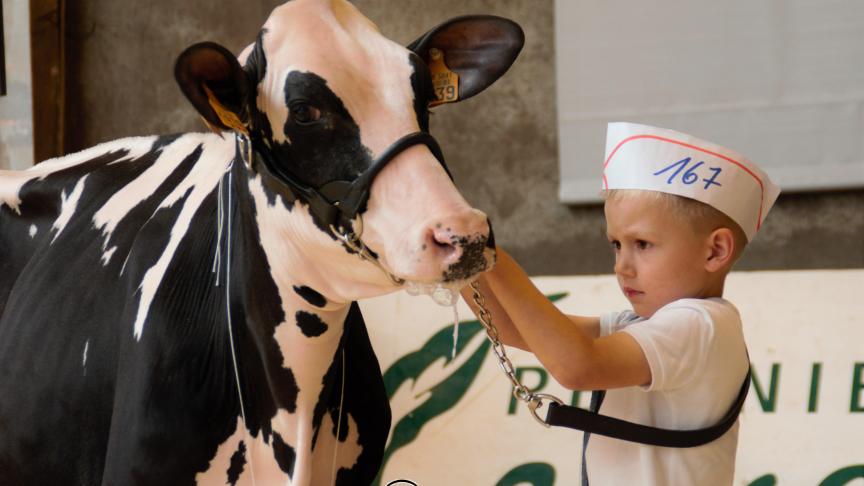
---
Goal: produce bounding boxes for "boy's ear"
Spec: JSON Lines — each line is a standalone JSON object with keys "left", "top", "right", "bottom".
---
{"left": 175, "top": 42, "right": 251, "bottom": 134}
{"left": 408, "top": 15, "right": 524, "bottom": 106}
{"left": 705, "top": 228, "right": 736, "bottom": 272}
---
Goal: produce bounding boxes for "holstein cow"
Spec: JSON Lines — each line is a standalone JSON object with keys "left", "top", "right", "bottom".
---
{"left": 0, "top": 1, "right": 523, "bottom": 484}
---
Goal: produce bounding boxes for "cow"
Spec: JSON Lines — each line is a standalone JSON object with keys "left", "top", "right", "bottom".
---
{"left": 0, "top": 1, "right": 523, "bottom": 484}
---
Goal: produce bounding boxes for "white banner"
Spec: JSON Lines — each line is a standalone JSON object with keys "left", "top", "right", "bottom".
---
{"left": 361, "top": 270, "right": 864, "bottom": 486}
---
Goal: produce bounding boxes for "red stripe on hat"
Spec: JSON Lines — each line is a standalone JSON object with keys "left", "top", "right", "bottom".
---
{"left": 603, "top": 134, "right": 766, "bottom": 232}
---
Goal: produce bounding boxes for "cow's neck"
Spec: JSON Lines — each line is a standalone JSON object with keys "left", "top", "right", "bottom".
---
{"left": 227, "top": 153, "right": 353, "bottom": 431}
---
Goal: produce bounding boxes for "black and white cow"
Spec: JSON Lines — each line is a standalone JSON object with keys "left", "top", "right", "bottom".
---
{"left": 0, "top": 1, "right": 522, "bottom": 484}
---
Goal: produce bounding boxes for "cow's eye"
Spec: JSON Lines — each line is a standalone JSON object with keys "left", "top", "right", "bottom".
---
{"left": 289, "top": 101, "right": 321, "bottom": 125}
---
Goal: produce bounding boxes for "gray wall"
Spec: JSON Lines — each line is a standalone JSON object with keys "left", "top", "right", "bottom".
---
{"left": 63, "top": 0, "right": 864, "bottom": 275}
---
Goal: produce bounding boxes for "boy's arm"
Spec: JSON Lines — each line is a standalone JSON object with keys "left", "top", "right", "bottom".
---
{"left": 460, "top": 278, "right": 600, "bottom": 351}
{"left": 471, "top": 248, "right": 651, "bottom": 391}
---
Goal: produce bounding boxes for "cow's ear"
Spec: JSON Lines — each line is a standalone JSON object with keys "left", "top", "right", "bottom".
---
{"left": 408, "top": 15, "right": 524, "bottom": 106}
{"left": 175, "top": 42, "right": 251, "bottom": 134}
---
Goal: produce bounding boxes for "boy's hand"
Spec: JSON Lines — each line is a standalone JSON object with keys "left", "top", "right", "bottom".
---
{"left": 477, "top": 248, "right": 652, "bottom": 391}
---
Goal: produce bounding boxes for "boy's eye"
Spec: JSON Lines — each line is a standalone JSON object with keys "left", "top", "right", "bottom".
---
{"left": 609, "top": 240, "right": 621, "bottom": 251}
{"left": 636, "top": 240, "right": 651, "bottom": 250}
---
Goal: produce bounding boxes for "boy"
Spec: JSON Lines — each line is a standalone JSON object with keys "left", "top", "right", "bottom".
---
{"left": 463, "top": 123, "right": 780, "bottom": 485}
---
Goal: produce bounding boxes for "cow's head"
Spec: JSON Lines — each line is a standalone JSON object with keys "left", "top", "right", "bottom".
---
{"left": 175, "top": 0, "right": 522, "bottom": 302}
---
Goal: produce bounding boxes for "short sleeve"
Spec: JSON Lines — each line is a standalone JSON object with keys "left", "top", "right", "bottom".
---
{"left": 621, "top": 302, "right": 715, "bottom": 392}
{"left": 599, "top": 309, "right": 642, "bottom": 337}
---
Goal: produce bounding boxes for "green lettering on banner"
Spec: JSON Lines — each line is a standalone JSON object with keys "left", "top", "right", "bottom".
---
{"left": 508, "top": 367, "right": 548, "bottom": 414}
{"left": 496, "top": 462, "right": 556, "bottom": 486}
{"left": 809, "top": 362, "right": 822, "bottom": 413}
{"left": 851, "top": 362, "right": 864, "bottom": 413}
{"left": 751, "top": 363, "right": 781, "bottom": 412}
{"left": 571, "top": 390, "right": 583, "bottom": 408}
{"left": 819, "top": 464, "right": 864, "bottom": 486}
{"left": 747, "top": 474, "right": 777, "bottom": 486}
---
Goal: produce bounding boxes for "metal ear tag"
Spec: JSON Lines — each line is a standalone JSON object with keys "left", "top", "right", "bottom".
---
{"left": 428, "top": 48, "right": 459, "bottom": 107}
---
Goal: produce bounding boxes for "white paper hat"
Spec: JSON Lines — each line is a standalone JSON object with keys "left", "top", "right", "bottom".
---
{"left": 602, "top": 122, "right": 780, "bottom": 241}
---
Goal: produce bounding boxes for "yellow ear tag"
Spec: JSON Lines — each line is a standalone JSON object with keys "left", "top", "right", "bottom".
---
{"left": 202, "top": 84, "right": 248, "bottom": 136}
{"left": 428, "top": 48, "right": 459, "bottom": 107}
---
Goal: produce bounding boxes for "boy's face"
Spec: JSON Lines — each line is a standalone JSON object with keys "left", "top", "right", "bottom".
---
{"left": 604, "top": 193, "right": 714, "bottom": 318}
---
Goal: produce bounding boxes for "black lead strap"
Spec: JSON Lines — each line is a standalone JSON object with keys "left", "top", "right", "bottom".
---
{"left": 548, "top": 370, "right": 751, "bottom": 449}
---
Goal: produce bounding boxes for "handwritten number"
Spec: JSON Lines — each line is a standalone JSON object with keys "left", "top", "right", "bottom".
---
{"left": 653, "top": 157, "right": 723, "bottom": 190}
{"left": 653, "top": 157, "right": 691, "bottom": 184}
{"left": 703, "top": 167, "right": 723, "bottom": 189}
{"left": 682, "top": 161, "right": 704, "bottom": 184}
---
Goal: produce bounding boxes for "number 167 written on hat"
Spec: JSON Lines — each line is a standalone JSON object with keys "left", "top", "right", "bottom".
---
{"left": 653, "top": 157, "right": 723, "bottom": 190}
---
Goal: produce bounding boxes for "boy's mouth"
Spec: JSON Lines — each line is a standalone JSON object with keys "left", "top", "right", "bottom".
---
{"left": 623, "top": 286, "right": 644, "bottom": 298}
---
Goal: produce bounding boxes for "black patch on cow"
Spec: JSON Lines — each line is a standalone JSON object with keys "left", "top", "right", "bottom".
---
{"left": 241, "top": 30, "right": 296, "bottom": 211}
{"left": 111, "top": 144, "right": 204, "bottom": 280}
{"left": 408, "top": 53, "right": 434, "bottom": 133}
{"left": 486, "top": 217, "right": 496, "bottom": 249}
{"left": 293, "top": 285, "right": 326, "bottom": 308}
{"left": 442, "top": 235, "right": 489, "bottom": 282}
{"left": 0, "top": 135, "right": 217, "bottom": 483}
{"left": 276, "top": 71, "right": 372, "bottom": 188}
{"left": 244, "top": 29, "right": 271, "bottom": 141}
{"left": 296, "top": 310, "right": 328, "bottom": 337}
{"left": 248, "top": 71, "right": 373, "bottom": 236}
{"left": 89, "top": 158, "right": 292, "bottom": 483}
{"left": 308, "top": 303, "right": 390, "bottom": 485}
{"left": 335, "top": 303, "right": 392, "bottom": 485}
{"left": 0, "top": 147, "right": 133, "bottom": 321}
{"left": 272, "top": 432, "right": 297, "bottom": 478}
{"left": 227, "top": 441, "right": 247, "bottom": 485}
{"left": 228, "top": 162, "right": 303, "bottom": 420}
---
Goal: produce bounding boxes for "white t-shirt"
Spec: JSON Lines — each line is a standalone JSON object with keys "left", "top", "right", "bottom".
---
{"left": 586, "top": 298, "right": 749, "bottom": 486}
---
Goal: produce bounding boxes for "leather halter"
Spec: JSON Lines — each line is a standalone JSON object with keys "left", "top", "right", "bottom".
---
{"left": 242, "top": 131, "right": 452, "bottom": 285}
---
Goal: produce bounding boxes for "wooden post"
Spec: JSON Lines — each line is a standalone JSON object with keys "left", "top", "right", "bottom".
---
{"left": 1, "top": 1, "right": 7, "bottom": 97}
{"left": 30, "top": 0, "right": 65, "bottom": 162}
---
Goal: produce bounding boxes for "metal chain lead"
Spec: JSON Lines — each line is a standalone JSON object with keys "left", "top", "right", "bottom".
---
{"left": 469, "top": 281, "right": 563, "bottom": 426}
{"left": 329, "top": 220, "right": 405, "bottom": 286}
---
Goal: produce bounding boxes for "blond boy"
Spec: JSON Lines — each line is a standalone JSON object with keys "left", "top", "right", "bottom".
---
{"left": 464, "top": 123, "right": 780, "bottom": 485}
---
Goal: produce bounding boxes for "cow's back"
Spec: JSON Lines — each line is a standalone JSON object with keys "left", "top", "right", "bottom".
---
{"left": 0, "top": 133, "right": 237, "bottom": 482}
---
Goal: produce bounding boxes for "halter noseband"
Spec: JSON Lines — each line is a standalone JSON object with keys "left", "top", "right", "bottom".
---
{"left": 242, "top": 131, "right": 452, "bottom": 285}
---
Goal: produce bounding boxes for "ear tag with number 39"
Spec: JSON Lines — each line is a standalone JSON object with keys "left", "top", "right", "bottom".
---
{"left": 428, "top": 48, "right": 459, "bottom": 107}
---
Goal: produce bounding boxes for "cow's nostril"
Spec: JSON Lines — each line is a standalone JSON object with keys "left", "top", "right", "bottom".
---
{"left": 427, "top": 228, "right": 462, "bottom": 263}
{"left": 432, "top": 232, "right": 452, "bottom": 248}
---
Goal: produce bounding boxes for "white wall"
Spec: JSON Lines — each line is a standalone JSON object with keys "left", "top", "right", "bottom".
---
{"left": 556, "top": 0, "right": 864, "bottom": 203}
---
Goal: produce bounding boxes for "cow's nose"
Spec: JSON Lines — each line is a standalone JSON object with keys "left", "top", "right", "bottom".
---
{"left": 427, "top": 224, "right": 464, "bottom": 265}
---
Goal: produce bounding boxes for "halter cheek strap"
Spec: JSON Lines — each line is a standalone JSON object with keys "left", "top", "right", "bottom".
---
{"left": 244, "top": 131, "right": 451, "bottom": 285}
{"left": 250, "top": 131, "right": 448, "bottom": 232}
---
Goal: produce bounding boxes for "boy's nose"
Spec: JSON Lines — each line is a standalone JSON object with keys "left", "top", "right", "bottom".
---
{"left": 614, "top": 253, "right": 635, "bottom": 277}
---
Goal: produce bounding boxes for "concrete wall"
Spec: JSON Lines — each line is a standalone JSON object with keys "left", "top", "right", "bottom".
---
{"left": 63, "top": 0, "right": 864, "bottom": 275}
